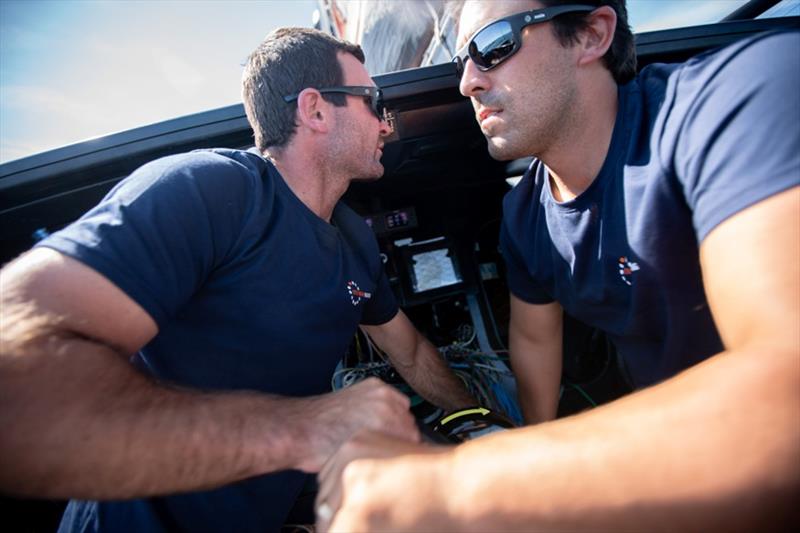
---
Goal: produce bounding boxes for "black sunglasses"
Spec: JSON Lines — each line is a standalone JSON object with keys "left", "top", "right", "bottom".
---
{"left": 283, "top": 85, "right": 385, "bottom": 120}
{"left": 453, "top": 4, "right": 594, "bottom": 75}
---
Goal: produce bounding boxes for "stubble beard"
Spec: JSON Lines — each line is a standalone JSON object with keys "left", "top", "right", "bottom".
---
{"left": 486, "top": 66, "right": 578, "bottom": 162}
{"left": 476, "top": 96, "right": 526, "bottom": 161}
{"left": 348, "top": 150, "right": 384, "bottom": 182}
{"left": 350, "top": 161, "right": 384, "bottom": 182}
{"left": 331, "top": 110, "right": 384, "bottom": 182}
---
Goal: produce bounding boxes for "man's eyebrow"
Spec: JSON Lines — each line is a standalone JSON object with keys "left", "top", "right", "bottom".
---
{"left": 455, "top": 25, "right": 476, "bottom": 51}
{"left": 455, "top": 12, "right": 489, "bottom": 51}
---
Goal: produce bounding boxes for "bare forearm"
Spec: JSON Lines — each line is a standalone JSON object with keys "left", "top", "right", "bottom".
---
{"left": 509, "top": 338, "right": 561, "bottom": 424}
{"left": 513, "top": 369, "right": 560, "bottom": 425}
{"left": 364, "top": 313, "right": 475, "bottom": 413}
{"left": 448, "top": 347, "right": 800, "bottom": 530}
{"left": 0, "top": 334, "right": 307, "bottom": 499}
{"left": 0, "top": 251, "right": 421, "bottom": 500}
{"left": 508, "top": 299, "right": 563, "bottom": 425}
{"left": 394, "top": 338, "right": 475, "bottom": 412}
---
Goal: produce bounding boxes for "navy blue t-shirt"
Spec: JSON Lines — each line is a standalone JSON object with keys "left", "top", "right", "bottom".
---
{"left": 39, "top": 148, "right": 398, "bottom": 532}
{"left": 500, "top": 32, "right": 799, "bottom": 388}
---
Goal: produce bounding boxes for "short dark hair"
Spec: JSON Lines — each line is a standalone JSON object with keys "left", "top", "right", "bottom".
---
{"left": 242, "top": 27, "right": 365, "bottom": 153}
{"left": 539, "top": 0, "right": 636, "bottom": 84}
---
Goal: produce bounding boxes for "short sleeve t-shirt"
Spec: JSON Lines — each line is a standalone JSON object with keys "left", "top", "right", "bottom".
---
{"left": 500, "top": 32, "right": 800, "bottom": 387}
{"left": 41, "top": 148, "right": 398, "bottom": 532}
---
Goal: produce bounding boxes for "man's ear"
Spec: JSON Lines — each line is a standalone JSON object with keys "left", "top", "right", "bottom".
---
{"left": 295, "top": 88, "right": 330, "bottom": 133}
{"left": 576, "top": 5, "right": 617, "bottom": 67}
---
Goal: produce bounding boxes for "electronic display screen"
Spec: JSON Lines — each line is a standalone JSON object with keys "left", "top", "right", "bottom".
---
{"left": 385, "top": 210, "right": 410, "bottom": 229}
{"left": 410, "top": 248, "right": 462, "bottom": 293}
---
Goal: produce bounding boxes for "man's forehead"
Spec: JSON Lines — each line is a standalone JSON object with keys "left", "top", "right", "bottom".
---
{"left": 457, "top": 0, "right": 540, "bottom": 47}
{"left": 339, "top": 51, "right": 373, "bottom": 85}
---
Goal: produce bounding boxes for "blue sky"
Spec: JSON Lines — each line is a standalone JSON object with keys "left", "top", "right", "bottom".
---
{"left": 2, "top": 0, "right": 797, "bottom": 164}
{"left": 0, "top": 0, "right": 317, "bottom": 163}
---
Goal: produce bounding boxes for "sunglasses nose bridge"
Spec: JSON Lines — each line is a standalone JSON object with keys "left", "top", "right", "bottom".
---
{"left": 453, "top": 57, "right": 478, "bottom": 83}
{"left": 457, "top": 56, "right": 491, "bottom": 99}
{"left": 454, "top": 54, "right": 482, "bottom": 83}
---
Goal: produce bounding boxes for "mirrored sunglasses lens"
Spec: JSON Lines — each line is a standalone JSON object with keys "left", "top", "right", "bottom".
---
{"left": 373, "top": 92, "right": 385, "bottom": 119}
{"left": 360, "top": 95, "right": 375, "bottom": 118}
{"left": 471, "top": 21, "right": 515, "bottom": 69}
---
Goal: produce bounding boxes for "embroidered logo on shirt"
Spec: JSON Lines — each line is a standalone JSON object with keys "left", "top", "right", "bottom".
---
{"left": 618, "top": 256, "right": 640, "bottom": 286}
{"left": 346, "top": 280, "right": 372, "bottom": 306}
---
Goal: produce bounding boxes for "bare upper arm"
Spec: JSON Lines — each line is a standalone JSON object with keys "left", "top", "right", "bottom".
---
{"left": 699, "top": 186, "right": 799, "bottom": 354}
{"left": 1, "top": 247, "right": 158, "bottom": 355}
{"left": 509, "top": 294, "right": 562, "bottom": 345}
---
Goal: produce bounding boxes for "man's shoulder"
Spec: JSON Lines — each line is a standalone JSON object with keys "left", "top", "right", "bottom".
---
{"left": 125, "top": 148, "right": 270, "bottom": 196}
{"left": 163, "top": 148, "right": 268, "bottom": 180}
{"left": 638, "top": 30, "right": 798, "bottom": 88}
{"left": 634, "top": 30, "right": 798, "bottom": 243}
{"left": 199, "top": 148, "right": 269, "bottom": 174}
{"left": 690, "top": 30, "right": 798, "bottom": 67}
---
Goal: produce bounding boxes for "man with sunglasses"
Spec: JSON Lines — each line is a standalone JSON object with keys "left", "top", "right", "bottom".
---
{"left": 0, "top": 27, "right": 475, "bottom": 532}
{"left": 315, "top": 1, "right": 798, "bottom": 531}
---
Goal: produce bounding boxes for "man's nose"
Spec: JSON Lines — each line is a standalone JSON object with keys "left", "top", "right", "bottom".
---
{"left": 459, "top": 57, "right": 488, "bottom": 98}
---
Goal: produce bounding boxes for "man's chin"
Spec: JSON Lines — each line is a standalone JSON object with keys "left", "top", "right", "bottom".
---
{"left": 486, "top": 138, "right": 522, "bottom": 161}
{"left": 351, "top": 165, "right": 384, "bottom": 182}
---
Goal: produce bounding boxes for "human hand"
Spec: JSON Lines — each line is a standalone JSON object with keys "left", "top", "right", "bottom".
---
{"left": 315, "top": 430, "right": 453, "bottom": 533}
{"left": 295, "top": 377, "right": 421, "bottom": 473}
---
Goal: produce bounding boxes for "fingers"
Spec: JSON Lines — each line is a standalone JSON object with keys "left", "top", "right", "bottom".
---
{"left": 350, "top": 377, "right": 410, "bottom": 409}
{"left": 344, "top": 378, "right": 421, "bottom": 443}
{"left": 315, "top": 431, "right": 451, "bottom": 533}
{"left": 315, "top": 499, "right": 335, "bottom": 533}
{"left": 316, "top": 431, "right": 391, "bottom": 511}
{"left": 300, "top": 378, "right": 421, "bottom": 473}
{"left": 315, "top": 462, "right": 343, "bottom": 533}
{"left": 316, "top": 431, "right": 421, "bottom": 533}
{"left": 316, "top": 441, "right": 361, "bottom": 533}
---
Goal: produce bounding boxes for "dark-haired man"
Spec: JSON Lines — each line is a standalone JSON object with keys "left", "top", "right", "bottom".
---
{"left": 316, "top": 1, "right": 799, "bottom": 530}
{"left": 0, "top": 27, "right": 474, "bottom": 532}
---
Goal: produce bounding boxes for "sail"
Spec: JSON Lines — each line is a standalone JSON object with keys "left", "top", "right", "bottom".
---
{"left": 314, "top": 0, "right": 460, "bottom": 75}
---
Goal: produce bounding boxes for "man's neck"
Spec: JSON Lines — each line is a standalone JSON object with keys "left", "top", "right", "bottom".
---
{"left": 543, "top": 79, "right": 619, "bottom": 203}
{"left": 268, "top": 145, "right": 348, "bottom": 223}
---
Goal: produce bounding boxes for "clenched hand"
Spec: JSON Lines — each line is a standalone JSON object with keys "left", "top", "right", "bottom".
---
{"left": 293, "top": 378, "right": 421, "bottom": 473}
{"left": 315, "top": 430, "right": 453, "bottom": 532}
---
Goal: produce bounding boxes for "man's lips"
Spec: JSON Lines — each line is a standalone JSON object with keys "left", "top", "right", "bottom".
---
{"left": 478, "top": 108, "right": 501, "bottom": 124}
